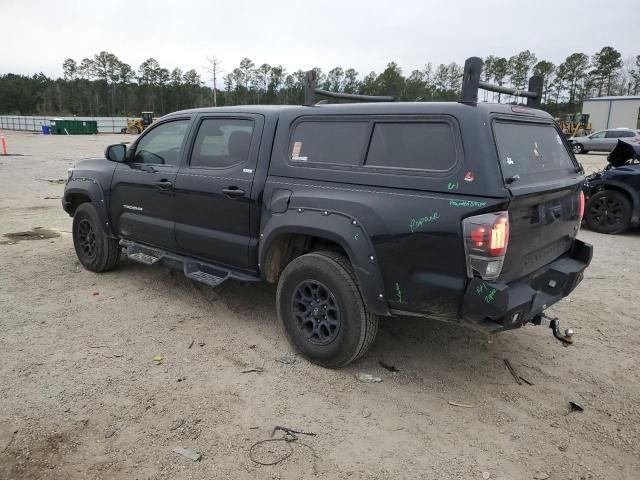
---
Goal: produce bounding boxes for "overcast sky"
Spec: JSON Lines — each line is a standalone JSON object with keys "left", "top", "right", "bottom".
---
{"left": 3, "top": 0, "right": 639, "bottom": 86}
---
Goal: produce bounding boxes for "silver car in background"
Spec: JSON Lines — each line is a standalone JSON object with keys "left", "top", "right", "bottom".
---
{"left": 570, "top": 128, "right": 640, "bottom": 154}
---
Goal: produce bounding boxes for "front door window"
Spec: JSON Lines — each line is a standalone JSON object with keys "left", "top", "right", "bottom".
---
{"left": 134, "top": 120, "right": 189, "bottom": 165}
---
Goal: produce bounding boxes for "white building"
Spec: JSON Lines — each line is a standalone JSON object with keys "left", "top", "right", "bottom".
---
{"left": 582, "top": 96, "right": 640, "bottom": 132}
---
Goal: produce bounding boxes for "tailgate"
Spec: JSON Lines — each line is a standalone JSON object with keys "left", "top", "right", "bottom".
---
{"left": 502, "top": 186, "right": 581, "bottom": 281}
{"left": 492, "top": 120, "right": 583, "bottom": 282}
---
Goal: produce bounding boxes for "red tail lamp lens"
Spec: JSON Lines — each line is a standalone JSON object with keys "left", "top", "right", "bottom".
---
{"left": 471, "top": 227, "right": 486, "bottom": 247}
{"left": 578, "top": 191, "right": 585, "bottom": 220}
{"left": 489, "top": 217, "right": 509, "bottom": 255}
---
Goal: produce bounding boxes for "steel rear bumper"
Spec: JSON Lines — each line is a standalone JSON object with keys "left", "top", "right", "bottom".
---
{"left": 461, "top": 239, "right": 593, "bottom": 332}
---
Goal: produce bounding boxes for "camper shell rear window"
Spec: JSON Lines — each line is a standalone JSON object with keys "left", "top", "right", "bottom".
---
{"left": 493, "top": 121, "right": 577, "bottom": 186}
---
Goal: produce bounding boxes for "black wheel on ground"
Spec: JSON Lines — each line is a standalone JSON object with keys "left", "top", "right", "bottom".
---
{"left": 276, "top": 250, "right": 378, "bottom": 368}
{"left": 572, "top": 143, "right": 585, "bottom": 154}
{"left": 72, "top": 203, "right": 121, "bottom": 272}
{"left": 585, "top": 190, "right": 632, "bottom": 234}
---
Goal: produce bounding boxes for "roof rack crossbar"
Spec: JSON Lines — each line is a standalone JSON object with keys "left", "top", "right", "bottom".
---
{"left": 460, "top": 56, "right": 543, "bottom": 108}
{"left": 303, "top": 70, "right": 395, "bottom": 106}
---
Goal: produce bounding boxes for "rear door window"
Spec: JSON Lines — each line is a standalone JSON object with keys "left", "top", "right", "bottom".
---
{"left": 191, "top": 118, "right": 254, "bottom": 169}
{"left": 289, "top": 121, "right": 369, "bottom": 165}
{"left": 365, "top": 122, "right": 456, "bottom": 171}
{"left": 493, "top": 121, "right": 577, "bottom": 185}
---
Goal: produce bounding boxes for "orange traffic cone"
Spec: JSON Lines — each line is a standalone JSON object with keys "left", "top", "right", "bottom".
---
{"left": 0, "top": 129, "right": 7, "bottom": 155}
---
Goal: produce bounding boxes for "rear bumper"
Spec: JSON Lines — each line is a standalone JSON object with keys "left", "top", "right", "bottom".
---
{"left": 461, "top": 239, "right": 592, "bottom": 331}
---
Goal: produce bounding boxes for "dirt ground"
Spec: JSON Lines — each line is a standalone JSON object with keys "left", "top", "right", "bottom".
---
{"left": 0, "top": 131, "right": 638, "bottom": 480}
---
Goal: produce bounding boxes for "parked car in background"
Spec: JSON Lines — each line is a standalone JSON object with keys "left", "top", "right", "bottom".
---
{"left": 583, "top": 139, "right": 640, "bottom": 234}
{"left": 570, "top": 128, "right": 640, "bottom": 154}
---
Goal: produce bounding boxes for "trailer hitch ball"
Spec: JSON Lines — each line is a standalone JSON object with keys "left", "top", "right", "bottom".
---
{"left": 549, "top": 318, "right": 574, "bottom": 347}
{"left": 533, "top": 314, "right": 574, "bottom": 346}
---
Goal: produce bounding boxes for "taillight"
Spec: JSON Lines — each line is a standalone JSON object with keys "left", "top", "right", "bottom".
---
{"left": 578, "top": 191, "right": 585, "bottom": 220}
{"left": 463, "top": 211, "right": 509, "bottom": 280}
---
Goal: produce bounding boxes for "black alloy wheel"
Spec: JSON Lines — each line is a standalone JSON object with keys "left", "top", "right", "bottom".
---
{"left": 585, "top": 190, "right": 632, "bottom": 234}
{"left": 291, "top": 279, "right": 341, "bottom": 346}
{"left": 76, "top": 218, "right": 97, "bottom": 261}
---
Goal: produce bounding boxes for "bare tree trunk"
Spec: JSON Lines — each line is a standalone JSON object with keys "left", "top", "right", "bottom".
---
{"left": 205, "top": 56, "right": 222, "bottom": 107}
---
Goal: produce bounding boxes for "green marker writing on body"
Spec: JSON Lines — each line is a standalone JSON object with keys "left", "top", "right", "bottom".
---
{"left": 394, "top": 282, "right": 402, "bottom": 303}
{"left": 409, "top": 211, "right": 440, "bottom": 233}
{"left": 449, "top": 199, "right": 487, "bottom": 208}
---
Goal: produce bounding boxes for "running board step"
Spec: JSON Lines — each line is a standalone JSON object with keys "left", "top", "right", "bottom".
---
{"left": 120, "top": 240, "right": 261, "bottom": 288}
{"left": 125, "top": 244, "right": 163, "bottom": 265}
{"left": 184, "top": 262, "right": 228, "bottom": 287}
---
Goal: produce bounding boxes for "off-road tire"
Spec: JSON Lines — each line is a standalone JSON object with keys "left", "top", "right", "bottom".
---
{"left": 72, "top": 203, "right": 121, "bottom": 272}
{"left": 276, "top": 250, "right": 378, "bottom": 368}
{"left": 585, "top": 190, "right": 632, "bottom": 234}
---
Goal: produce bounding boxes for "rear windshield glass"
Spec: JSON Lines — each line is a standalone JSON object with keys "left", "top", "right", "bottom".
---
{"left": 493, "top": 122, "right": 576, "bottom": 185}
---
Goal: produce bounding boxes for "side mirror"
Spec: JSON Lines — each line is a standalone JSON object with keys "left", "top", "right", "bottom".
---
{"left": 105, "top": 143, "right": 127, "bottom": 162}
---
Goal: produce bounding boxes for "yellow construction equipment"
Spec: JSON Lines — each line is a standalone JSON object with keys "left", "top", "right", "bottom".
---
{"left": 123, "top": 112, "right": 155, "bottom": 134}
{"left": 559, "top": 113, "right": 592, "bottom": 138}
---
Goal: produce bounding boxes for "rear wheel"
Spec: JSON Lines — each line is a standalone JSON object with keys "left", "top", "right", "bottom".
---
{"left": 585, "top": 190, "right": 632, "bottom": 234}
{"left": 73, "top": 203, "right": 121, "bottom": 272}
{"left": 572, "top": 143, "right": 585, "bottom": 154}
{"left": 276, "top": 251, "right": 378, "bottom": 368}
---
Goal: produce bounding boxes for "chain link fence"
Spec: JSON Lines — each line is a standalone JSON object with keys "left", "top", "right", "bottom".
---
{"left": 0, "top": 115, "right": 128, "bottom": 133}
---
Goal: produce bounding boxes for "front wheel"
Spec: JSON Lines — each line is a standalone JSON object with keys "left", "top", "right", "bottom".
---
{"left": 585, "top": 190, "right": 632, "bottom": 234}
{"left": 73, "top": 203, "right": 121, "bottom": 272}
{"left": 276, "top": 251, "right": 378, "bottom": 368}
{"left": 572, "top": 143, "right": 585, "bottom": 154}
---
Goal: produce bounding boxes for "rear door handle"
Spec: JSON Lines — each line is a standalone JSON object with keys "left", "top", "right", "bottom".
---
{"left": 155, "top": 179, "right": 173, "bottom": 190}
{"left": 222, "top": 187, "right": 245, "bottom": 198}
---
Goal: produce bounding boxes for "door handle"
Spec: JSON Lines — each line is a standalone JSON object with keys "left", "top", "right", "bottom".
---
{"left": 222, "top": 187, "right": 245, "bottom": 198}
{"left": 155, "top": 179, "right": 173, "bottom": 190}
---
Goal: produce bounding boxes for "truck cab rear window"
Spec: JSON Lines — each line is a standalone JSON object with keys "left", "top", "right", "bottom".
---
{"left": 494, "top": 122, "right": 576, "bottom": 185}
{"left": 289, "top": 121, "right": 368, "bottom": 165}
{"left": 365, "top": 122, "right": 456, "bottom": 171}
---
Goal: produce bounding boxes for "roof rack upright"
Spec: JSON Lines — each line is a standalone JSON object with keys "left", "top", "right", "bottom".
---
{"left": 303, "top": 70, "right": 395, "bottom": 106}
{"left": 460, "top": 56, "right": 543, "bottom": 108}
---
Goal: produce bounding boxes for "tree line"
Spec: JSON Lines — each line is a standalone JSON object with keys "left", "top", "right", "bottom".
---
{"left": 0, "top": 46, "right": 638, "bottom": 118}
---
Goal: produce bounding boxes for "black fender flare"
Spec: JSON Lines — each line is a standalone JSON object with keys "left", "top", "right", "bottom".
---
{"left": 586, "top": 179, "right": 640, "bottom": 226}
{"left": 259, "top": 207, "right": 390, "bottom": 316}
{"left": 63, "top": 177, "right": 115, "bottom": 237}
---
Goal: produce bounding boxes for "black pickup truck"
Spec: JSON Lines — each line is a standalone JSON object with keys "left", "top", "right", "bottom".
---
{"left": 63, "top": 58, "right": 592, "bottom": 367}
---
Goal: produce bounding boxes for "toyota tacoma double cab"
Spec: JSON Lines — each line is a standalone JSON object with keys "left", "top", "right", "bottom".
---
{"left": 62, "top": 58, "right": 592, "bottom": 368}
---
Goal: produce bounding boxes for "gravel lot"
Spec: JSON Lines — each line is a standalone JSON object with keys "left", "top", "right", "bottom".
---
{"left": 0, "top": 131, "right": 639, "bottom": 480}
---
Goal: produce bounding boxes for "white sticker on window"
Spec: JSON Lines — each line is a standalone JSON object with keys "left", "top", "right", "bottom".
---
{"left": 291, "top": 141, "right": 302, "bottom": 158}
{"left": 555, "top": 134, "right": 562, "bottom": 145}
{"left": 533, "top": 142, "right": 541, "bottom": 158}
{"left": 291, "top": 155, "right": 308, "bottom": 162}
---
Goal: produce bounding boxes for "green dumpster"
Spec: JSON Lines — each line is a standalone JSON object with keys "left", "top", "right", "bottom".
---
{"left": 49, "top": 119, "right": 98, "bottom": 135}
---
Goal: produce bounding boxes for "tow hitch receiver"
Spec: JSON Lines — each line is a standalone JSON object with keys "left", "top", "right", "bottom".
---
{"left": 533, "top": 314, "right": 574, "bottom": 346}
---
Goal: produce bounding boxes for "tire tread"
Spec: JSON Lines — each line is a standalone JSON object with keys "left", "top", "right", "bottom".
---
{"left": 276, "top": 250, "right": 378, "bottom": 368}
{"left": 74, "top": 203, "right": 120, "bottom": 272}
